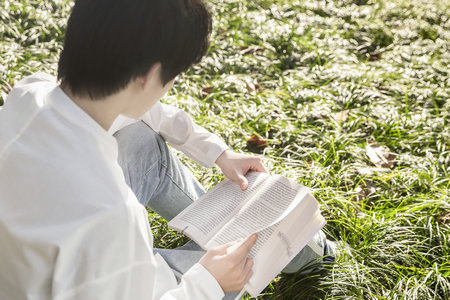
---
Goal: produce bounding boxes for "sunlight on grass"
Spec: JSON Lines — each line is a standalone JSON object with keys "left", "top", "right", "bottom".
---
{"left": 1, "top": 0, "right": 449, "bottom": 299}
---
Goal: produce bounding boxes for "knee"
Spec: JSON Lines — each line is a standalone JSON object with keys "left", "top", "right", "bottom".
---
{"left": 114, "top": 121, "right": 168, "bottom": 170}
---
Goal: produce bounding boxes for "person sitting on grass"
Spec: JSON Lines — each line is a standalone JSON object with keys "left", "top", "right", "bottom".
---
{"left": 0, "top": 0, "right": 334, "bottom": 299}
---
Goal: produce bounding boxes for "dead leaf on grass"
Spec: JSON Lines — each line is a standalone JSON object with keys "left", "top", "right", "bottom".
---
{"left": 200, "top": 86, "right": 213, "bottom": 98}
{"left": 365, "top": 143, "right": 396, "bottom": 168}
{"left": 437, "top": 212, "right": 450, "bottom": 225}
{"left": 244, "top": 78, "right": 261, "bottom": 95}
{"left": 354, "top": 181, "right": 377, "bottom": 202}
{"left": 239, "top": 46, "right": 265, "bottom": 55}
{"left": 306, "top": 161, "right": 315, "bottom": 168}
{"left": 246, "top": 133, "right": 268, "bottom": 154}
{"left": 367, "top": 52, "right": 382, "bottom": 61}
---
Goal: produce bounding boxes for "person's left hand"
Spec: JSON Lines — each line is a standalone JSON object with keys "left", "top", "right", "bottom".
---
{"left": 215, "top": 150, "right": 268, "bottom": 190}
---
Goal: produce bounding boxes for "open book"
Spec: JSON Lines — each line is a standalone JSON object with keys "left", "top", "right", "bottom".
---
{"left": 168, "top": 172, "right": 326, "bottom": 297}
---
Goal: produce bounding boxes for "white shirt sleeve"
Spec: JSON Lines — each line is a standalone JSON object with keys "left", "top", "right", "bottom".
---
{"left": 158, "top": 263, "right": 225, "bottom": 300}
{"left": 50, "top": 203, "right": 225, "bottom": 300}
{"left": 110, "top": 102, "right": 229, "bottom": 168}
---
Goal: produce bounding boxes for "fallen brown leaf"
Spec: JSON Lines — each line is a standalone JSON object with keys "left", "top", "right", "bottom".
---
{"left": 245, "top": 81, "right": 260, "bottom": 95}
{"left": 200, "top": 86, "right": 213, "bottom": 98}
{"left": 239, "top": 46, "right": 265, "bottom": 55}
{"left": 365, "top": 143, "right": 396, "bottom": 168}
{"left": 367, "top": 52, "right": 382, "bottom": 61}
{"left": 246, "top": 133, "right": 268, "bottom": 154}
{"left": 240, "top": 77, "right": 261, "bottom": 95}
{"left": 354, "top": 181, "right": 377, "bottom": 202}
{"left": 306, "top": 161, "right": 314, "bottom": 168}
{"left": 437, "top": 212, "right": 450, "bottom": 225}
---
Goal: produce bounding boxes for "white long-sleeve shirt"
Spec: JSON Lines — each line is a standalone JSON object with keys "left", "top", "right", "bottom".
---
{"left": 0, "top": 73, "right": 227, "bottom": 299}
{"left": 109, "top": 101, "right": 229, "bottom": 168}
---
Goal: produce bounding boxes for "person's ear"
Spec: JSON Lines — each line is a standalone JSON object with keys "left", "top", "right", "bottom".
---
{"left": 142, "top": 62, "right": 162, "bottom": 91}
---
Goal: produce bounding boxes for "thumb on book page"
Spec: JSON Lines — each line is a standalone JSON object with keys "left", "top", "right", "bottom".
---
{"left": 238, "top": 174, "right": 249, "bottom": 190}
{"left": 213, "top": 239, "right": 243, "bottom": 255}
{"left": 227, "top": 234, "right": 258, "bottom": 258}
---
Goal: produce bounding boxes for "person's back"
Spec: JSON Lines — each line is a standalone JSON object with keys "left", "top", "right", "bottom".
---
{"left": 0, "top": 74, "right": 158, "bottom": 299}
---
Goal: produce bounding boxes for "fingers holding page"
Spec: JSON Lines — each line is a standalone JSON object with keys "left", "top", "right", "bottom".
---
{"left": 215, "top": 150, "right": 269, "bottom": 191}
{"left": 199, "top": 234, "right": 258, "bottom": 293}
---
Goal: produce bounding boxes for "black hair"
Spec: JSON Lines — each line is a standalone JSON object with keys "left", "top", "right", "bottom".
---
{"left": 58, "top": 0, "right": 211, "bottom": 99}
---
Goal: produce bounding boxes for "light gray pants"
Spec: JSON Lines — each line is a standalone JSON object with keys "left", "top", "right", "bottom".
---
{"left": 114, "top": 121, "right": 334, "bottom": 299}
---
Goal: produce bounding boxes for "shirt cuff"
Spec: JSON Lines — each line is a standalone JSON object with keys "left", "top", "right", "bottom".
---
{"left": 177, "top": 135, "right": 229, "bottom": 168}
{"left": 183, "top": 263, "right": 225, "bottom": 299}
{"left": 204, "top": 138, "right": 230, "bottom": 168}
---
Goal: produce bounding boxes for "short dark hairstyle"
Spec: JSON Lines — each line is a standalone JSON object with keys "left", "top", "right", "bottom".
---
{"left": 58, "top": 0, "right": 211, "bottom": 99}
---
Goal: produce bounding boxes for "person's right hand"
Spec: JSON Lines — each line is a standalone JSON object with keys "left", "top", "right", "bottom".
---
{"left": 199, "top": 234, "right": 257, "bottom": 293}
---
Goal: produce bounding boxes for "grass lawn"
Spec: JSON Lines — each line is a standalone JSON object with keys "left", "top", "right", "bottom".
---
{"left": 1, "top": 0, "right": 449, "bottom": 299}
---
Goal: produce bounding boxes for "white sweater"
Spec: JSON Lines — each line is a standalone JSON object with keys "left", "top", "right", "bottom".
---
{"left": 0, "top": 74, "right": 227, "bottom": 300}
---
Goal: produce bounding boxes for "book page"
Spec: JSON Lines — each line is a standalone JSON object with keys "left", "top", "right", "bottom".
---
{"left": 205, "top": 175, "right": 309, "bottom": 249}
{"left": 245, "top": 194, "right": 326, "bottom": 297}
{"left": 169, "top": 172, "right": 327, "bottom": 297}
{"left": 168, "top": 172, "right": 268, "bottom": 246}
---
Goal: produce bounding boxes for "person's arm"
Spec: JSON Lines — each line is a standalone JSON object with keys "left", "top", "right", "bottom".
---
{"left": 52, "top": 201, "right": 255, "bottom": 300}
{"left": 140, "top": 101, "right": 229, "bottom": 168}
{"left": 215, "top": 149, "right": 268, "bottom": 190}
{"left": 161, "top": 235, "right": 257, "bottom": 299}
{"left": 141, "top": 102, "right": 268, "bottom": 188}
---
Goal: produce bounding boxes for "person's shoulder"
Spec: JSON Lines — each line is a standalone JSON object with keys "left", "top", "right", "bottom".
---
{"left": 0, "top": 73, "right": 58, "bottom": 150}
{"left": 1, "top": 72, "right": 57, "bottom": 115}
{"left": 15, "top": 72, "right": 56, "bottom": 86}
{"left": 8, "top": 72, "right": 56, "bottom": 99}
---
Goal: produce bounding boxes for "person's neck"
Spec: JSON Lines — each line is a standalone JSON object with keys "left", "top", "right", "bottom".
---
{"left": 61, "top": 84, "right": 129, "bottom": 131}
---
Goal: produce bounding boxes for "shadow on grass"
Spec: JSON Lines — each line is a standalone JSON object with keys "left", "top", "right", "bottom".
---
{"left": 256, "top": 262, "right": 334, "bottom": 300}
